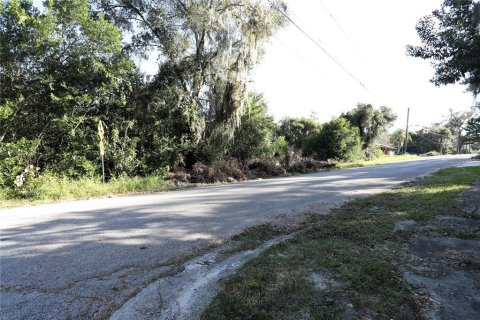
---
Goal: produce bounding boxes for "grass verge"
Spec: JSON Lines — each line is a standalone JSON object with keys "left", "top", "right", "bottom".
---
{"left": 0, "top": 175, "right": 168, "bottom": 208}
{"left": 336, "top": 154, "right": 419, "bottom": 169}
{"left": 0, "top": 154, "right": 447, "bottom": 208}
{"left": 202, "top": 166, "right": 480, "bottom": 319}
{"left": 218, "top": 224, "right": 288, "bottom": 259}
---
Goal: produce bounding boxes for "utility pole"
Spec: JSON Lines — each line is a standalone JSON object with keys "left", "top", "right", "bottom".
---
{"left": 404, "top": 108, "right": 410, "bottom": 154}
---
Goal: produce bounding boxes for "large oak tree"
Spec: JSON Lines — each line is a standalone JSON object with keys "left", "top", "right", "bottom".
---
{"left": 407, "top": 0, "right": 480, "bottom": 96}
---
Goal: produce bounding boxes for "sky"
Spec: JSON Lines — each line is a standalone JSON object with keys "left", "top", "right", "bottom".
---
{"left": 250, "top": 0, "right": 476, "bottom": 130}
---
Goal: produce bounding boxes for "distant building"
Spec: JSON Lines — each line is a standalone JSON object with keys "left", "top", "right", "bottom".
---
{"left": 379, "top": 144, "right": 396, "bottom": 156}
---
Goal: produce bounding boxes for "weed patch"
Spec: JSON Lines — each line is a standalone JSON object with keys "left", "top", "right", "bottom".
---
{"left": 219, "top": 224, "right": 287, "bottom": 258}
{"left": 202, "top": 166, "right": 480, "bottom": 319}
{"left": 0, "top": 175, "right": 168, "bottom": 208}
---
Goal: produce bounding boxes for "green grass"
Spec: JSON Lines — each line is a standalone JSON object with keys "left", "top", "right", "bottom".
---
{"left": 219, "top": 224, "right": 288, "bottom": 258}
{"left": 336, "top": 154, "right": 419, "bottom": 169}
{"left": 202, "top": 166, "right": 480, "bottom": 319}
{"left": 0, "top": 175, "right": 168, "bottom": 208}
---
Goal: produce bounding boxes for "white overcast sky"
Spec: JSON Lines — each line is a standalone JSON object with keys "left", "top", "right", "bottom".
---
{"left": 250, "top": 0, "right": 476, "bottom": 130}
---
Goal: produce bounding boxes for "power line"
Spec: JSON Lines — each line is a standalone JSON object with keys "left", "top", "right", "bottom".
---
{"left": 316, "top": 0, "right": 367, "bottom": 62}
{"left": 267, "top": 0, "right": 373, "bottom": 96}
{"left": 410, "top": 124, "right": 453, "bottom": 138}
{"left": 283, "top": 3, "right": 327, "bottom": 47}
{"left": 273, "top": 35, "right": 332, "bottom": 82}
{"left": 415, "top": 133, "right": 449, "bottom": 146}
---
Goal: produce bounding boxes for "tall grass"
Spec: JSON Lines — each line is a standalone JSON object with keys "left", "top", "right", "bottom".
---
{"left": 1, "top": 155, "right": 423, "bottom": 208}
{"left": 0, "top": 174, "right": 167, "bottom": 208}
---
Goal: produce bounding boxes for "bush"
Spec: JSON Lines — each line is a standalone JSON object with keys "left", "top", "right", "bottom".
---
{"left": 423, "top": 151, "right": 440, "bottom": 157}
{"left": 168, "top": 158, "right": 247, "bottom": 184}
{"left": 269, "top": 136, "right": 289, "bottom": 164}
{"left": 278, "top": 117, "right": 321, "bottom": 151}
{"left": 246, "top": 159, "right": 286, "bottom": 179}
{"left": 363, "top": 146, "right": 383, "bottom": 160}
{"left": 303, "top": 118, "right": 363, "bottom": 162}
{"left": 287, "top": 158, "right": 334, "bottom": 174}
{"left": 0, "top": 138, "right": 40, "bottom": 196}
{"left": 229, "top": 94, "right": 278, "bottom": 161}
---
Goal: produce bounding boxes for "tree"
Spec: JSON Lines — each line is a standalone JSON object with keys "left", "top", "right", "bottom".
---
{"left": 128, "top": 67, "right": 204, "bottom": 170}
{"left": 0, "top": 0, "right": 135, "bottom": 177}
{"left": 341, "top": 103, "right": 397, "bottom": 149}
{"left": 465, "top": 104, "right": 480, "bottom": 145}
{"left": 465, "top": 117, "right": 480, "bottom": 143}
{"left": 408, "top": 125, "right": 453, "bottom": 154}
{"left": 389, "top": 129, "right": 412, "bottom": 154}
{"left": 407, "top": 0, "right": 480, "bottom": 96}
{"left": 229, "top": 93, "right": 278, "bottom": 161}
{"left": 445, "top": 108, "right": 475, "bottom": 153}
{"left": 278, "top": 117, "right": 321, "bottom": 151}
{"left": 303, "top": 117, "right": 362, "bottom": 162}
{"left": 94, "top": 0, "right": 287, "bottom": 146}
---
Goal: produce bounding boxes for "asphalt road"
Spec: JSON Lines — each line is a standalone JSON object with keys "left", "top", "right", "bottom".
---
{"left": 0, "top": 155, "right": 476, "bottom": 319}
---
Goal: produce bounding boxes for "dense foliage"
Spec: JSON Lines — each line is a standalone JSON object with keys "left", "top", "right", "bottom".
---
{"left": 465, "top": 104, "right": 480, "bottom": 145}
{"left": 1, "top": 0, "right": 135, "bottom": 186}
{"left": 278, "top": 117, "right": 321, "bottom": 151}
{"left": 408, "top": 125, "right": 453, "bottom": 155}
{"left": 341, "top": 103, "right": 397, "bottom": 149}
{"left": 389, "top": 129, "right": 412, "bottom": 154}
{"left": 0, "top": 0, "right": 287, "bottom": 192}
{"left": 3, "top": 0, "right": 447, "bottom": 200}
{"left": 303, "top": 117, "right": 362, "bottom": 162}
{"left": 228, "top": 94, "right": 282, "bottom": 162}
{"left": 407, "top": 0, "right": 480, "bottom": 95}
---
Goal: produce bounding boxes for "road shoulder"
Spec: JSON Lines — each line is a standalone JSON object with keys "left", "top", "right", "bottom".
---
{"left": 201, "top": 166, "right": 480, "bottom": 319}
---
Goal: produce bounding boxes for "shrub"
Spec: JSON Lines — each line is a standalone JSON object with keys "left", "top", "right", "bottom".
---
{"left": 363, "top": 146, "right": 383, "bottom": 160}
{"left": 229, "top": 94, "right": 278, "bottom": 161}
{"left": 269, "top": 136, "right": 289, "bottom": 164}
{"left": 303, "top": 118, "right": 363, "bottom": 162}
{"left": 287, "top": 158, "right": 334, "bottom": 174}
{"left": 169, "top": 158, "right": 247, "bottom": 184}
{"left": 278, "top": 117, "right": 321, "bottom": 151}
{"left": 246, "top": 159, "right": 286, "bottom": 179}
{"left": 423, "top": 151, "right": 440, "bottom": 157}
{"left": 0, "top": 138, "right": 40, "bottom": 195}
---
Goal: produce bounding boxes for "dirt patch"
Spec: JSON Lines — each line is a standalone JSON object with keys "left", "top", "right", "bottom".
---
{"left": 459, "top": 178, "right": 480, "bottom": 216}
{"left": 309, "top": 270, "right": 342, "bottom": 291}
{"left": 394, "top": 219, "right": 417, "bottom": 232}
{"left": 403, "top": 178, "right": 480, "bottom": 320}
{"left": 404, "top": 236, "right": 480, "bottom": 319}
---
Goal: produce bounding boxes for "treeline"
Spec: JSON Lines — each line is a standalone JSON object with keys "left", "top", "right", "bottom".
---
{"left": 1, "top": 0, "right": 478, "bottom": 201}
{"left": 390, "top": 108, "right": 480, "bottom": 156}
{"left": 0, "top": 0, "right": 402, "bottom": 199}
{"left": 1, "top": 0, "right": 285, "bottom": 194}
